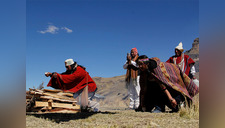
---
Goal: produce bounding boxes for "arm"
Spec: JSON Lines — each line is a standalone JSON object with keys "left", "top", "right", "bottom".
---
{"left": 190, "top": 64, "right": 196, "bottom": 79}
{"left": 166, "top": 57, "right": 172, "bottom": 63}
{"left": 45, "top": 72, "right": 53, "bottom": 77}
{"left": 164, "top": 89, "right": 177, "bottom": 108}
{"left": 123, "top": 56, "right": 139, "bottom": 69}
{"left": 123, "top": 61, "right": 128, "bottom": 69}
{"left": 123, "top": 54, "right": 131, "bottom": 69}
{"left": 130, "top": 60, "right": 138, "bottom": 67}
{"left": 159, "top": 84, "right": 177, "bottom": 108}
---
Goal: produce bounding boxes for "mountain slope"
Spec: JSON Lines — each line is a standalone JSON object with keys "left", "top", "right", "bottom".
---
{"left": 184, "top": 37, "right": 199, "bottom": 79}
{"left": 93, "top": 75, "right": 128, "bottom": 109}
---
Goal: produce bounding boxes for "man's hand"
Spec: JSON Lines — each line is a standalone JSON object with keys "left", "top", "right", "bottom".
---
{"left": 170, "top": 98, "right": 177, "bottom": 108}
{"left": 45, "top": 72, "right": 52, "bottom": 77}
{"left": 127, "top": 55, "right": 131, "bottom": 61}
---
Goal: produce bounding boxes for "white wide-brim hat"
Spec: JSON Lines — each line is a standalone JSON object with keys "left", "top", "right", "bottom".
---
{"left": 175, "top": 42, "right": 184, "bottom": 52}
{"left": 65, "top": 59, "right": 74, "bottom": 66}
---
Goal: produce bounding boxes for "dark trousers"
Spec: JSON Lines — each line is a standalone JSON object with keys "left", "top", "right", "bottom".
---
{"left": 144, "top": 81, "right": 185, "bottom": 112}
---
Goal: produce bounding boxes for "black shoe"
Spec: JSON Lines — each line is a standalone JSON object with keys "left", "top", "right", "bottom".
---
{"left": 135, "top": 107, "right": 143, "bottom": 112}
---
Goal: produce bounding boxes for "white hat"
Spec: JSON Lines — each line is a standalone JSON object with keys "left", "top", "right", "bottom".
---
{"left": 175, "top": 42, "right": 184, "bottom": 52}
{"left": 65, "top": 59, "right": 74, "bottom": 66}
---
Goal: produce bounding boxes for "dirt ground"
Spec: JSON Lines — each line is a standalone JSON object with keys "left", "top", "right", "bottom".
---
{"left": 26, "top": 108, "right": 199, "bottom": 128}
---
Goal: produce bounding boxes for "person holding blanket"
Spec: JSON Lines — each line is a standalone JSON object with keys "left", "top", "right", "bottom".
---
{"left": 45, "top": 58, "right": 99, "bottom": 112}
{"left": 123, "top": 47, "right": 140, "bottom": 109}
{"left": 136, "top": 55, "right": 199, "bottom": 113}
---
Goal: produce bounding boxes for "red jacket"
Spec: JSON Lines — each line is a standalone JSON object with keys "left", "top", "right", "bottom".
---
{"left": 47, "top": 66, "right": 97, "bottom": 93}
{"left": 166, "top": 54, "right": 195, "bottom": 76}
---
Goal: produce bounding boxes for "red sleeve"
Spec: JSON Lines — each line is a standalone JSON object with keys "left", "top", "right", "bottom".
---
{"left": 185, "top": 55, "right": 195, "bottom": 65}
{"left": 166, "top": 57, "right": 173, "bottom": 63}
{"left": 47, "top": 73, "right": 64, "bottom": 89}
{"left": 60, "top": 68, "right": 86, "bottom": 85}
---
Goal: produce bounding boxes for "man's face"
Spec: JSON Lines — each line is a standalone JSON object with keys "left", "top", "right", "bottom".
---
{"left": 130, "top": 50, "right": 136, "bottom": 58}
{"left": 65, "top": 65, "right": 72, "bottom": 71}
{"left": 175, "top": 49, "right": 182, "bottom": 56}
{"left": 138, "top": 61, "right": 148, "bottom": 71}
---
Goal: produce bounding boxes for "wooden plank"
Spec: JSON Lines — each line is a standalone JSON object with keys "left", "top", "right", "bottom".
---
{"left": 47, "top": 110, "right": 80, "bottom": 113}
{"left": 29, "top": 91, "right": 75, "bottom": 100}
{"left": 57, "top": 92, "right": 74, "bottom": 97}
{"left": 43, "top": 89, "right": 62, "bottom": 93}
{"left": 40, "top": 96, "right": 77, "bottom": 103}
{"left": 42, "top": 92, "right": 75, "bottom": 100}
{"left": 35, "top": 101, "right": 80, "bottom": 110}
{"left": 48, "top": 99, "right": 53, "bottom": 110}
{"left": 27, "top": 110, "right": 80, "bottom": 114}
{"left": 26, "top": 95, "right": 33, "bottom": 99}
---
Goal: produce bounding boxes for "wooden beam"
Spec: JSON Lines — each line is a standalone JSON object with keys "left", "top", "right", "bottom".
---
{"left": 57, "top": 92, "right": 74, "bottom": 97}
{"left": 40, "top": 96, "right": 77, "bottom": 103}
{"left": 43, "top": 89, "right": 62, "bottom": 93}
{"left": 35, "top": 101, "right": 80, "bottom": 110}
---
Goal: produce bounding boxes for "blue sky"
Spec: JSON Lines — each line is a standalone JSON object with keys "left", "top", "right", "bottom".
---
{"left": 26, "top": 0, "right": 199, "bottom": 90}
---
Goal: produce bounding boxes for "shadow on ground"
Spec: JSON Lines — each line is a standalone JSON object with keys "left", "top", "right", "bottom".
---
{"left": 26, "top": 111, "right": 117, "bottom": 123}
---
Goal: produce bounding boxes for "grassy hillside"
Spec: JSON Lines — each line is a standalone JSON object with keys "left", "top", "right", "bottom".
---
{"left": 92, "top": 75, "right": 129, "bottom": 110}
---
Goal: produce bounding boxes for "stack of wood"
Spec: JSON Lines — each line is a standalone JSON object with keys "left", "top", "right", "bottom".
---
{"left": 26, "top": 88, "right": 80, "bottom": 113}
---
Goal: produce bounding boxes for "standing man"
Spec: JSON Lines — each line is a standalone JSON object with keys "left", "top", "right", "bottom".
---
{"left": 166, "top": 42, "right": 196, "bottom": 79}
{"left": 123, "top": 47, "right": 140, "bottom": 109}
{"left": 45, "top": 58, "right": 99, "bottom": 111}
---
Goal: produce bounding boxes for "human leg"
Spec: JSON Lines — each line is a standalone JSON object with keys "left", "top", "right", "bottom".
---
{"left": 149, "top": 82, "right": 166, "bottom": 113}
{"left": 73, "top": 88, "right": 99, "bottom": 112}
{"left": 134, "top": 76, "right": 141, "bottom": 109}
{"left": 128, "top": 81, "right": 136, "bottom": 109}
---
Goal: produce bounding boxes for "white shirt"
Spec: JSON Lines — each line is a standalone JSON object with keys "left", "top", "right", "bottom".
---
{"left": 123, "top": 60, "right": 138, "bottom": 69}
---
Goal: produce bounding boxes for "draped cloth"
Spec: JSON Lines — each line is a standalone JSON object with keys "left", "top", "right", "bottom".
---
{"left": 47, "top": 66, "right": 97, "bottom": 93}
{"left": 166, "top": 53, "right": 195, "bottom": 76}
{"left": 125, "top": 55, "right": 139, "bottom": 83}
{"left": 151, "top": 57, "right": 199, "bottom": 100}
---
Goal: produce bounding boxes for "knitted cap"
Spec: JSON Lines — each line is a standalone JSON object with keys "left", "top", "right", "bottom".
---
{"left": 131, "top": 47, "right": 138, "bottom": 55}
{"left": 65, "top": 59, "right": 74, "bottom": 66}
{"left": 175, "top": 42, "right": 184, "bottom": 52}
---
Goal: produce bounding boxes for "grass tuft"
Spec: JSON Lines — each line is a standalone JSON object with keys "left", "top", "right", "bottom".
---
{"left": 179, "top": 94, "right": 199, "bottom": 119}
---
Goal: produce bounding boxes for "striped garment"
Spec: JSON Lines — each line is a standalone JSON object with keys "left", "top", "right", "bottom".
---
{"left": 151, "top": 57, "right": 199, "bottom": 100}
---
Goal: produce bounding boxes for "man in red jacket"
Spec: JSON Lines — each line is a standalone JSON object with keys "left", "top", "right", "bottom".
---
{"left": 45, "top": 58, "right": 99, "bottom": 111}
{"left": 166, "top": 42, "right": 196, "bottom": 79}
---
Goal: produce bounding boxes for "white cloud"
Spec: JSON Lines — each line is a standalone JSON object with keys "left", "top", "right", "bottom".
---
{"left": 38, "top": 25, "right": 59, "bottom": 34}
{"left": 61, "top": 27, "right": 73, "bottom": 33}
{"left": 38, "top": 24, "right": 73, "bottom": 34}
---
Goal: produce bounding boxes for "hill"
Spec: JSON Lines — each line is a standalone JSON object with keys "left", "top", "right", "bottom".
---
{"left": 184, "top": 37, "right": 199, "bottom": 79}
{"left": 92, "top": 75, "right": 128, "bottom": 110}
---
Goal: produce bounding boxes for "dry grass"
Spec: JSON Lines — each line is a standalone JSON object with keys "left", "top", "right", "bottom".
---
{"left": 26, "top": 110, "right": 199, "bottom": 128}
{"left": 26, "top": 102, "right": 199, "bottom": 128}
{"left": 179, "top": 94, "right": 199, "bottom": 119}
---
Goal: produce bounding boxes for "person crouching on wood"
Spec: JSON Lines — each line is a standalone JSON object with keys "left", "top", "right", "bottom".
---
{"left": 45, "top": 58, "right": 99, "bottom": 112}
{"left": 123, "top": 47, "right": 140, "bottom": 110}
{"left": 136, "top": 55, "right": 199, "bottom": 113}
